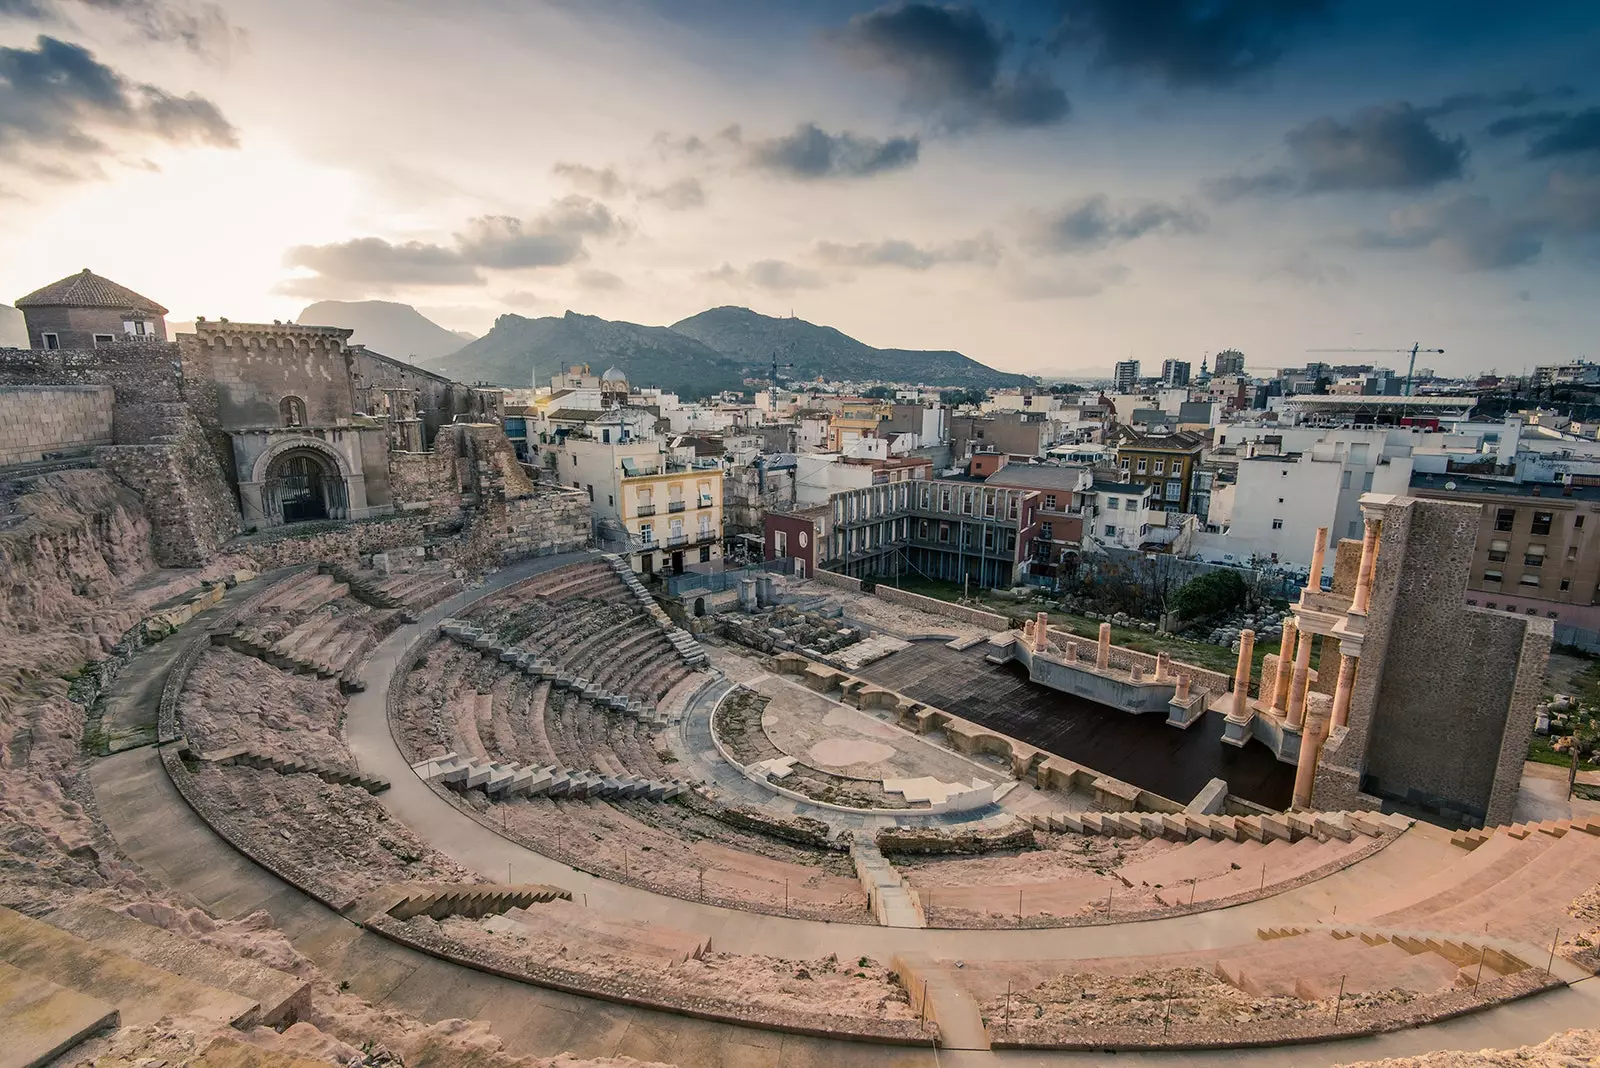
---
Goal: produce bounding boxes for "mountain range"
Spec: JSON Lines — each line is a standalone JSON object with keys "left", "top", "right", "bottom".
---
{"left": 426, "top": 305, "right": 1030, "bottom": 397}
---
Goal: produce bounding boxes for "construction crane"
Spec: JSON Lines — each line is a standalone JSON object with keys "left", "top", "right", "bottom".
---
{"left": 770, "top": 344, "right": 795, "bottom": 391}
{"left": 1305, "top": 343, "right": 1445, "bottom": 397}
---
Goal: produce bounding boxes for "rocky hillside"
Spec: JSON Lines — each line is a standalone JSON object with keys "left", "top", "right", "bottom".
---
{"left": 670, "top": 306, "right": 1031, "bottom": 389}
{"left": 425, "top": 305, "right": 1030, "bottom": 396}
{"left": 297, "top": 300, "right": 470, "bottom": 361}
{"left": 425, "top": 310, "right": 744, "bottom": 398}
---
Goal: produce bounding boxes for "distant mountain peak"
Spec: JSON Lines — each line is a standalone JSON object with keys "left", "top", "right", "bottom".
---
{"left": 297, "top": 300, "right": 470, "bottom": 361}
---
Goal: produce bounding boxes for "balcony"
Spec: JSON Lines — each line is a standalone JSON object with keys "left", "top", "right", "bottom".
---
{"left": 667, "top": 529, "right": 718, "bottom": 548}
{"left": 122, "top": 332, "right": 164, "bottom": 343}
{"left": 637, "top": 504, "right": 657, "bottom": 517}
{"left": 697, "top": 497, "right": 714, "bottom": 509}
{"left": 668, "top": 500, "right": 686, "bottom": 513}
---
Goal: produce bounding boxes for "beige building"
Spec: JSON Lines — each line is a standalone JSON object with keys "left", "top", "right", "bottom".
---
{"left": 1410, "top": 471, "right": 1600, "bottom": 627}
{"left": 557, "top": 432, "right": 723, "bottom": 576}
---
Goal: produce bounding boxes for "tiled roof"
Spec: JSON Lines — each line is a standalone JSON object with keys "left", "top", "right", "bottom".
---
{"left": 15, "top": 269, "right": 169, "bottom": 315}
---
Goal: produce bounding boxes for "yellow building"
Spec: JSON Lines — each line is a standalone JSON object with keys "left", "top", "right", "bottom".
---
{"left": 619, "top": 458, "right": 723, "bottom": 576}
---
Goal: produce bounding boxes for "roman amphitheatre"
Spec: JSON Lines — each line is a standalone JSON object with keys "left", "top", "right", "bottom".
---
{"left": 0, "top": 318, "right": 1595, "bottom": 1066}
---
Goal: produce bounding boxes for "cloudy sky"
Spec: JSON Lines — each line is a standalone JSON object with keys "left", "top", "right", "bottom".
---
{"left": 2, "top": 0, "right": 1597, "bottom": 376}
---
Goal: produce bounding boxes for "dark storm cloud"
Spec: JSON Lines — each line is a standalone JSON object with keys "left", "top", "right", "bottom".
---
{"left": 1526, "top": 109, "right": 1600, "bottom": 160}
{"left": 1209, "top": 103, "right": 1466, "bottom": 200}
{"left": 1028, "top": 194, "right": 1207, "bottom": 254}
{"left": 831, "top": 3, "right": 1070, "bottom": 129}
{"left": 704, "top": 260, "right": 826, "bottom": 292}
{"left": 1350, "top": 196, "right": 1543, "bottom": 270}
{"left": 748, "top": 123, "right": 920, "bottom": 179}
{"left": 284, "top": 238, "right": 483, "bottom": 288}
{"left": 1485, "top": 111, "right": 1573, "bottom": 139}
{"left": 1421, "top": 85, "right": 1574, "bottom": 119}
{"left": 0, "top": 35, "right": 235, "bottom": 158}
{"left": 811, "top": 234, "right": 999, "bottom": 269}
{"left": 1, "top": 0, "right": 237, "bottom": 58}
{"left": 1049, "top": 0, "right": 1330, "bottom": 89}
{"left": 552, "top": 161, "right": 626, "bottom": 198}
{"left": 639, "top": 176, "right": 705, "bottom": 210}
{"left": 1289, "top": 104, "right": 1466, "bottom": 192}
{"left": 284, "top": 196, "right": 622, "bottom": 292}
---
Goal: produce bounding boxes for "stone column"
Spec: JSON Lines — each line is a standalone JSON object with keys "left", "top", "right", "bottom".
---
{"left": 1230, "top": 628, "right": 1255, "bottom": 721}
{"left": 1292, "top": 699, "right": 1331, "bottom": 809}
{"left": 1269, "top": 619, "right": 1298, "bottom": 714}
{"left": 1306, "top": 526, "right": 1329, "bottom": 594}
{"left": 1154, "top": 652, "right": 1171, "bottom": 682}
{"left": 1176, "top": 675, "right": 1191, "bottom": 701}
{"left": 1096, "top": 622, "right": 1111, "bottom": 669}
{"left": 1034, "top": 611, "right": 1051, "bottom": 652}
{"left": 1286, "top": 630, "right": 1313, "bottom": 729}
{"left": 1349, "top": 518, "right": 1382, "bottom": 615}
{"left": 1330, "top": 652, "right": 1358, "bottom": 729}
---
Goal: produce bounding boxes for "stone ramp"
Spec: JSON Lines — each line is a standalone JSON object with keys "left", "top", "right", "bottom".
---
{"left": 43, "top": 903, "right": 310, "bottom": 1027}
{"left": 892, "top": 951, "right": 987, "bottom": 1051}
{"left": 851, "top": 840, "right": 925, "bottom": 928}
{"left": 0, "top": 906, "right": 259, "bottom": 1029}
{"left": 0, "top": 958, "right": 119, "bottom": 1068}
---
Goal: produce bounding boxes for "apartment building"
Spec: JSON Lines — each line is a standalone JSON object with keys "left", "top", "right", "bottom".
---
{"left": 1410, "top": 472, "right": 1600, "bottom": 628}
{"left": 556, "top": 433, "right": 723, "bottom": 575}
{"left": 982, "top": 461, "right": 1092, "bottom": 583}
{"left": 1089, "top": 478, "right": 1155, "bottom": 550}
{"left": 814, "top": 477, "right": 1041, "bottom": 589}
{"left": 1113, "top": 429, "right": 1206, "bottom": 514}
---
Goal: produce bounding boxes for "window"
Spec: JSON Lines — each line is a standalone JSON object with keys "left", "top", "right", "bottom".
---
{"left": 1467, "top": 598, "right": 1477, "bottom": 605}
{"left": 1140, "top": 524, "right": 1149, "bottom": 536}
{"left": 699, "top": 546, "right": 712, "bottom": 562}
{"left": 1106, "top": 497, "right": 1120, "bottom": 510}
{"left": 1136, "top": 458, "right": 1148, "bottom": 473}
{"left": 938, "top": 523, "right": 950, "bottom": 543}
{"left": 1483, "top": 570, "right": 1503, "bottom": 583}
{"left": 1154, "top": 459, "right": 1165, "bottom": 474}
{"left": 93, "top": 334, "right": 114, "bottom": 347}
{"left": 1040, "top": 521, "right": 1053, "bottom": 540}
{"left": 607, "top": 494, "right": 613, "bottom": 507}
{"left": 1104, "top": 524, "right": 1117, "bottom": 537}
{"left": 1561, "top": 578, "right": 1571, "bottom": 591}
{"left": 1044, "top": 494, "right": 1057, "bottom": 510}
{"left": 775, "top": 531, "right": 788, "bottom": 555}
{"left": 918, "top": 519, "right": 929, "bottom": 539}
{"left": 962, "top": 494, "right": 973, "bottom": 515}
{"left": 1488, "top": 539, "right": 1509, "bottom": 563}
{"left": 1486, "top": 601, "right": 1497, "bottom": 609}
{"left": 1525, "top": 549, "right": 1544, "bottom": 567}
{"left": 1361, "top": 471, "right": 1374, "bottom": 492}
{"left": 1532, "top": 511, "right": 1553, "bottom": 535}
{"left": 1577, "top": 515, "right": 1585, "bottom": 529}
{"left": 1495, "top": 508, "right": 1515, "bottom": 532}
{"left": 1519, "top": 574, "right": 1540, "bottom": 587}
{"left": 1272, "top": 518, "right": 1283, "bottom": 529}
{"left": 1167, "top": 480, "right": 1182, "bottom": 499}
{"left": 1281, "top": 469, "right": 1288, "bottom": 477}
{"left": 983, "top": 528, "right": 994, "bottom": 550}
{"left": 279, "top": 396, "right": 307, "bottom": 427}
{"left": 42, "top": 332, "right": 59, "bottom": 350}
{"left": 1119, "top": 457, "right": 1130, "bottom": 470}
{"left": 1341, "top": 470, "right": 1352, "bottom": 489}
{"left": 586, "top": 485, "right": 594, "bottom": 501}
{"left": 640, "top": 523, "right": 654, "bottom": 543}
{"left": 1278, "top": 497, "right": 1285, "bottom": 505}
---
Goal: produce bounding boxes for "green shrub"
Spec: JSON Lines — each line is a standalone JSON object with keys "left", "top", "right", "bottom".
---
{"left": 1173, "top": 570, "right": 1248, "bottom": 620}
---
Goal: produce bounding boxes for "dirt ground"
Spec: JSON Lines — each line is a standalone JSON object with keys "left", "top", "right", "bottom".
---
{"left": 1338, "top": 1029, "right": 1600, "bottom": 1067}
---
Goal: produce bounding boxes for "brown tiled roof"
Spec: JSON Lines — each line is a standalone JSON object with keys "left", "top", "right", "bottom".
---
{"left": 15, "top": 269, "right": 169, "bottom": 314}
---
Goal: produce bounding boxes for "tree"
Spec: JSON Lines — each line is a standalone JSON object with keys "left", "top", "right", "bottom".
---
{"left": 1172, "top": 569, "right": 1248, "bottom": 620}
{"left": 863, "top": 385, "right": 895, "bottom": 400}
{"left": 940, "top": 387, "right": 987, "bottom": 407}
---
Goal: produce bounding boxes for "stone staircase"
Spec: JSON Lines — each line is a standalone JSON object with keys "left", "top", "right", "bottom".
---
{"left": 0, "top": 904, "right": 309, "bottom": 1066}
{"left": 851, "top": 840, "right": 926, "bottom": 928}
{"left": 211, "top": 627, "right": 369, "bottom": 694}
{"left": 1028, "top": 808, "right": 1410, "bottom": 844}
{"left": 602, "top": 554, "right": 709, "bottom": 669}
{"left": 319, "top": 562, "right": 417, "bottom": 621}
{"left": 378, "top": 882, "right": 571, "bottom": 921}
{"left": 411, "top": 750, "right": 686, "bottom": 802}
{"left": 1450, "top": 814, "right": 1600, "bottom": 850}
{"left": 438, "top": 618, "right": 673, "bottom": 725}
{"left": 187, "top": 743, "right": 390, "bottom": 794}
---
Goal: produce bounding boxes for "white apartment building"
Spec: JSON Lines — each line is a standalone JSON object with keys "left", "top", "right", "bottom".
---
{"left": 1088, "top": 478, "right": 1154, "bottom": 550}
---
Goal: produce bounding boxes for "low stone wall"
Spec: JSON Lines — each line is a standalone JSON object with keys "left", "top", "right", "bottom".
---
{"left": 677, "top": 789, "right": 843, "bottom": 850}
{"left": 0, "top": 384, "right": 113, "bottom": 465}
{"left": 813, "top": 568, "right": 862, "bottom": 592}
{"left": 229, "top": 515, "right": 436, "bottom": 571}
{"left": 1044, "top": 627, "right": 1232, "bottom": 699}
{"left": 367, "top": 914, "right": 932, "bottom": 1046}
{"left": 987, "top": 968, "right": 1559, "bottom": 1052}
{"left": 877, "top": 823, "right": 1034, "bottom": 856}
{"left": 874, "top": 585, "right": 1010, "bottom": 630}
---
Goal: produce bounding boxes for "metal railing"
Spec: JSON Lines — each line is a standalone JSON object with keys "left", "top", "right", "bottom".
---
{"left": 637, "top": 504, "right": 657, "bottom": 516}
{"left": 668, "top": 501, "right": 686, "bottom": 512}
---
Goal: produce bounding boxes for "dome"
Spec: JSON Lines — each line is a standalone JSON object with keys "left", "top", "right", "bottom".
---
{"left": 601, "top": 367, "right": 628, "bottom": 383}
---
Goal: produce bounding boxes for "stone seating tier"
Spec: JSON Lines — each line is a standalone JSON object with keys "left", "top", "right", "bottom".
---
{"left": 412, "top": 750, "right": 686, "bottom": 802}
{"left": 484, "top": 898, "right": 712, "bottom": 965}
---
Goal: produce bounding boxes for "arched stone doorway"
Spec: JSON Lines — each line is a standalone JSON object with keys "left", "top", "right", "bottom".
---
{"left": 263, "top": 446, "right": 349, "bottom": 525}
{"left": 693, "top": 596, "right": 706, "bottom": 617}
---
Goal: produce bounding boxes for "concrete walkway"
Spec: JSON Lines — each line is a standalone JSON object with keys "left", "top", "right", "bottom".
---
{"left": 89, "top": 550, "right": 1600, "bottom": 1065}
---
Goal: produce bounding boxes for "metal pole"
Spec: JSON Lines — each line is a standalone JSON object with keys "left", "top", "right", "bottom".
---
{"left": 921, "top": 979, "right": 929, "bottom": 1024}
{"left": 1189, "top": 879, "right": 1196, "bottom": 906}
{"left": 1548, "top": 929, "right": 1559, "bottom": 976}
{"left": 784, "top": 880, "right": 789, "bottom": 916}
{"left": 1005, "top": 981, "right": 1011, "bottom": 1032}
{"left": 1106, "top": 885, "right": 1114, "bottom": 918}
{"left": 1260, "top": 862, "right": 1266, "bottom": 891}
{"left": 1017, "top": 888, "right": 1023, "bottom": 927}
{"left": 1333, "top": 975, "right": 1345, "bottom": 1023}
{"left": 1473, "top": 945, "right": 1486, "bottom": 992}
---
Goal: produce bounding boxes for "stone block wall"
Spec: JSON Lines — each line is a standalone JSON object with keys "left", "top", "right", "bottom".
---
{"left": 874, "top": 585, "right": 1010, "bottom": 630}
{"left": 1044, "top": 628, "right": 1232, "bottom": 699}
{"left": 389, "top": 442, "right": 460, "bottom": 512}
{"left": 0, "top": 385, "right": 114, "bottom": 465}
{"left": 230, "top": 515, "right": 433, "bottom": 571}
{"left": 1317, "top": 496, "right": 1552, "bottom": 826}
{"left": 0, "top": 344, "right": 185, "bottom": 446}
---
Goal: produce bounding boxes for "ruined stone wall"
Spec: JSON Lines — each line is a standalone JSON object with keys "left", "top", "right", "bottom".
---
{"left": 874, "top": 585, "right": 1010, "bottom": 630}
{"left": 389, "top": 436, "right": 460, "bottom": 512}
{"left": 179, "top": 328, "right": 358, "bottom": 431}
{"left": 0, "top": 344, "right": 185, "bottom": 446}
{"left": 1321, "top": 497, "right": 1549, "bottom": 825}
{"left": 229, "top": 514, "right": 434, "bottom": 571}
{"left": 351, "top": 347, "right": 478, "bottom": 448}
{"left": 1330, "top": 538, "right": 1362, "bottom": 595}
{"left": 0, "top": 385, "right": 114, "bottom": 465}
{"left": 93, "top": 412, "right": 242, "bottom": 567}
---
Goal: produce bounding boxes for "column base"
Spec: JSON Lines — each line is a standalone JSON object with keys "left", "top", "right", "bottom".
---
{"left": 1221, "top": 714, "right": 1254, "bottom": 747}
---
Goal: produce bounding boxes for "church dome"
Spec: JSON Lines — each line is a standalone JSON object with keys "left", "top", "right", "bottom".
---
{"left": 601, "top": 366, "right": 628, "bottom": 383}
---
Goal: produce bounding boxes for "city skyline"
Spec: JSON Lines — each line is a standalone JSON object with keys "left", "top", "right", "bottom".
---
{"left": 2, "top": 0, "right": 1598, "bottom": 377}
